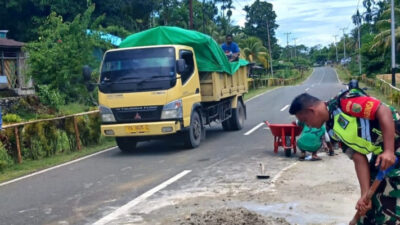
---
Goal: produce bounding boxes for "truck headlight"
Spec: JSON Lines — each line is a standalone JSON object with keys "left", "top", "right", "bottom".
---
{"left": 99, "top": 105, "right": 116, "bottom": 122}
{"left": 161, "top": 99, "right": 182, "bottom": 119}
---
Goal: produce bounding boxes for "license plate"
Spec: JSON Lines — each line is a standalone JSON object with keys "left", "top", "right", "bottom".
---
{"left": 125, "top": 125, "right": 149, "bottom": 133}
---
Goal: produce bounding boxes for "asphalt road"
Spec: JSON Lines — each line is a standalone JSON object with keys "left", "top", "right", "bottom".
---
{"left": 0, "top": 67, "right": 345, "bottom": 225}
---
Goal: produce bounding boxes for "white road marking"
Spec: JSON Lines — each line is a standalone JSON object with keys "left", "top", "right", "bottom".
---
{"left": 245, "top": 87, "right": 281, "bottom": 103}
{"left": 93, "top": 170, "right": 191, "bottom": 225}
{"left": 305, "top": 88, "right": 310, "bottom": 91}
{"left": 280, "top": 104, "right": 290, "bottom": 112}
{"left": 244, "top": 122, "right": 265, "bottom": 135}
{"left": 0, "top": 146, "right": 117, "bottom": 187}
{"left": 334, "top": 68, "right": 341, "bottom": 82}
{"left": 265, "top": 162, "right": 298, "bottom": 192}
{"left": 318, "top": 69, "right": 326, "bottom": 84}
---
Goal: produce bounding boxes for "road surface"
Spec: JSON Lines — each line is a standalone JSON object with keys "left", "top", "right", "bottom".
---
{"left": 0, "top": 67, "right": 359, "bottom": 225}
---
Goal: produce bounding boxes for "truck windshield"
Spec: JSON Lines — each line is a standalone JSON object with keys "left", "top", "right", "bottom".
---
{"left": 100, "top": 47, "right": 176, "bottom": 93}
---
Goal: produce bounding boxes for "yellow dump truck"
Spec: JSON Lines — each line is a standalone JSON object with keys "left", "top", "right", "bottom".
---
{"left": 92, "top": 27, "right": 249, "bottom": 151}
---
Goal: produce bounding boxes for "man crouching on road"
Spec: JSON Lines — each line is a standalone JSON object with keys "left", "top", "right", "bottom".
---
{"left": 289, "top": 92, "right": 400, "bottom": 225}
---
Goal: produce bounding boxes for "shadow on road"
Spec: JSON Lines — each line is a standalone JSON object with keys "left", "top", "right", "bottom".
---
{"left": 109, "top": 126, "right": 235, "bottom": 156}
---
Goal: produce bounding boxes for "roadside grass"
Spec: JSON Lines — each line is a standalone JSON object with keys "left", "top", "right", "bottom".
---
{"left": 11, "top": 103, "right": 91, "bottom": 122}
{"left": 0, "top": 137, "right": 116, "bottom": 183}
{"left": 335, "top": 66, "right": 353, "bottom": 83}
{"left": 244, "top": 85, "right": 276, "bottom": 101}
{"left": 58, "top": 103, "right": 90, "bottom": 115}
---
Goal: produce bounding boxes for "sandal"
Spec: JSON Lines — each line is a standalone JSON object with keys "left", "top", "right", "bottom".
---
{"left": 329, "top": 151, "right": 334, "bottom": 156}
{"left": 298, "top": 153, "right": 306, "bottom": 161}
{"left": 310, "top": 157, "right": 322, "bottom": 161}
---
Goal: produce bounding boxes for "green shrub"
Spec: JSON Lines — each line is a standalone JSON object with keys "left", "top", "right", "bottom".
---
{"left": 37, "top": 85, "right": 65, "bottom": 110}
{"left": 3, "top": 114, "right": 22, "bottom": 123}
{"left": 0, "top": 142, "right": 13, "bottom": 172}
{"left": 55, "top": 130, "right": 71, "bottom": 153}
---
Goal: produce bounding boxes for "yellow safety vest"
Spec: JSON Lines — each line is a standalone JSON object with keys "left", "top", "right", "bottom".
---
{"left": 331, "top": 108, "right": 383, "bottom": 155}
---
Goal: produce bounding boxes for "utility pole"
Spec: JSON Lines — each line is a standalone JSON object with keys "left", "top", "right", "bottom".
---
{"left": 340, "top": 28, "right": 347, "bottom": 59}
{"left": 293, "top": 38, "right": 297, "bottom": 59}
{"left": 266, "top": 18, "right": 274, "bottom": 77}
{"left": 284, "top": 32, "right": 291, "bottom": 61}
{"left": 391, "top": 0, "right": 396, "bottom": 86}
{"left": 334, "top": 35, "right": 338, "bottom": 63}
{"left": 189, "top": 0, "right": 193, "bottom": 29}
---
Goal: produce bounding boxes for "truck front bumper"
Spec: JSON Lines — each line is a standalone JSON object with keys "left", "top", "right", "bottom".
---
{"left": 101, "top": 121, "right": 182, "bottom": 137}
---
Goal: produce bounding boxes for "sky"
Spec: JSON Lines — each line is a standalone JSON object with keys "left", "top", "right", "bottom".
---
{"left": 228, "top": 0, "right": 362, "bottom": 47}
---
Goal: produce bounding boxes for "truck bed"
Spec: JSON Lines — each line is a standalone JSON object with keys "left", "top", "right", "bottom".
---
{"left": 199, "top": 66, "right": 248, "bottom": 102}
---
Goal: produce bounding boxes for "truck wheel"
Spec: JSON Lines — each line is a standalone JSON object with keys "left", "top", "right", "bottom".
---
{"left": 222, "top": 120, "right": 232, "bottom": 131}
{"left": 116, "top": 137, "right": 137, "bottom": 152}
{"left": 229, "top": 100, "right": 245, "bottom": 130}
{"left": 285, "top": 149, "right": 292, "bottom": 157}
{"left": 184, "top": 111, "right": 202, "bottom": 148}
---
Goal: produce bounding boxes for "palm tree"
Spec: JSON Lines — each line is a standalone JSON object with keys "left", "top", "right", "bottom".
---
{"left": 225, "top": 0, "right": 235, "bottom": 20}
{"left": 239, "top": 37, "right": 268, "bottom": 64}
{"left": 363, "top": 0, "right": 376, "bottom": 24}
{"left": 371, "top": 7, "right": 400, "bottom": 54}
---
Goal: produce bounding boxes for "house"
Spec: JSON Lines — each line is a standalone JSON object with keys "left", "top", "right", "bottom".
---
{"left": 0, "top": 30, "right": 34, "bottom": 95}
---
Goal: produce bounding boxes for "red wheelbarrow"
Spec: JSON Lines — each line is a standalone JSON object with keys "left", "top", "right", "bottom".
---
{"left": 265, "top": 121, "right": 303, "bottom": 157}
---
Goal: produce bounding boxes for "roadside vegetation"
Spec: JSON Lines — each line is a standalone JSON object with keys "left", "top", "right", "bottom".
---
{"left": 308, "top": 1, "right": 400, "bottom": 77}
{"left": 0, "top": 137, "right": 115, "bottom": 183}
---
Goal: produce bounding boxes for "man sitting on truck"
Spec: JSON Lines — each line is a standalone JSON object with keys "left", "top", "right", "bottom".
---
{"left": 221, "top": 34, "right": 240, "bottom": 62}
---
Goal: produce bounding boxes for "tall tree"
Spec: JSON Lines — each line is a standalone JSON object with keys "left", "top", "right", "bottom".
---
{"left": 363, "top": 0, "right": 376, "bottom": 24}
{"left": 0, "top": 0, "right": 87, "bottom": 41}
{"left": 239, "top": 37, "right": 267, "bottom": 62}
{"left": 243, "top": 0, "right": 278, "bottom": 52}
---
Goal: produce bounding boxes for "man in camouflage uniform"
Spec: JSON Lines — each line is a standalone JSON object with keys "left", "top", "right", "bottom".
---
{"left": 288, "top": 89, "right": 400, "bottom": 225}
{"left": 359, "top": 105, "right": 400, "bottom": 225}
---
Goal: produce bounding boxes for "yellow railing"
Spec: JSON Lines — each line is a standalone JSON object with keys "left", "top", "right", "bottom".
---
{"left": 352, "top": 75, "right": 400, "bottom": 106}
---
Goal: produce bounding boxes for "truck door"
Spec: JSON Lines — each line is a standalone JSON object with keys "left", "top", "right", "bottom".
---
{"left": 179, "top": 50, "right": 201, "bottom": 127}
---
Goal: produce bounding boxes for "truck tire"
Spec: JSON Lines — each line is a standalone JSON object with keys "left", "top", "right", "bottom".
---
{"left": 222, "top": 120, "right": 232, "bottom": 131}
{"left": 285, "top": 149, "right": 292, "bottom": 157}
{"left": 116, "top": 137, "right": 137, "bottom": 152}
{"left": 184, "top": 111, "right": 202, "bottom": 148}
{"left": 229, "top": 100, "right": 245, "bottom": 130}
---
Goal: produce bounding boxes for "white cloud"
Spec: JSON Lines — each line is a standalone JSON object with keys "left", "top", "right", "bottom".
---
{"left": 230, "top": 0, "right": 361, "bottom": 47}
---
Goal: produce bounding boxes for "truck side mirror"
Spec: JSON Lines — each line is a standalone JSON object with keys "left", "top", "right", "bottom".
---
{"left": 176, "top": 59, "right": 186, "bottom": 74}
{"left": 82, "top": 65, "right": 92, "bottom": 81}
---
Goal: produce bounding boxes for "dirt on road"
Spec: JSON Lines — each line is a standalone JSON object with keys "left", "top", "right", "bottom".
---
{"left": 111, "top": 150, "right": 359, "bottom": 225}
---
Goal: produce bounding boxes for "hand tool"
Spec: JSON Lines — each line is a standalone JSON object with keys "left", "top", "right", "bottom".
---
{"left": 256, "top": 162, "right": 270, "bottom": 179}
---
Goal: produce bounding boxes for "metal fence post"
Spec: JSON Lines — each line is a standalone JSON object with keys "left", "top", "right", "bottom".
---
{"left": 14, "top": 126, "right": 22, "bottom": 163}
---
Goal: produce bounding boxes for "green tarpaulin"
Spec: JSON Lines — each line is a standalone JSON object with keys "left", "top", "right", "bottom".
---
{"left": 119, "top": 26, "right": 248, "bottom": 75}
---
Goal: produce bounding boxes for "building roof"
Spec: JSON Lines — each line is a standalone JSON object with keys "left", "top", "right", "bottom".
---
{"left": 0, "top": 38, "right": 24, "bottom": 48}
